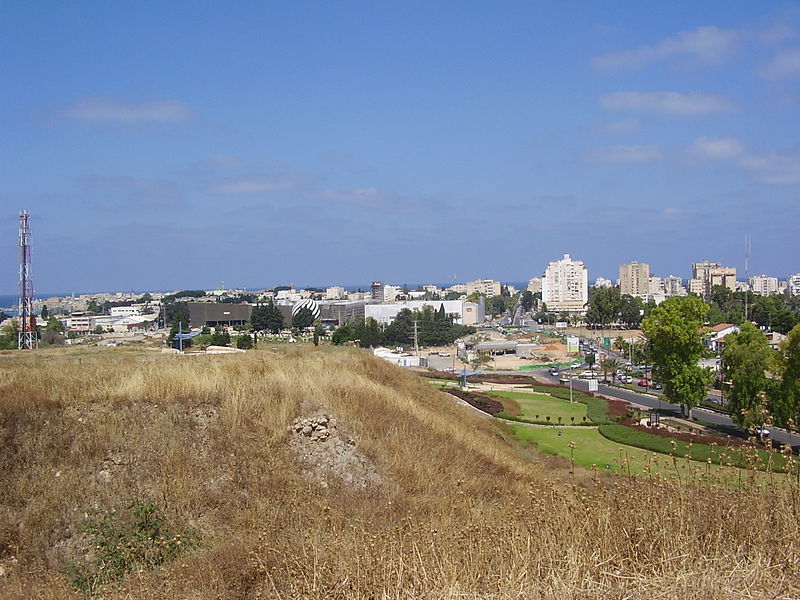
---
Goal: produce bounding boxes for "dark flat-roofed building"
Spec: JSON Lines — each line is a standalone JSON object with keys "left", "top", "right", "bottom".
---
{"left": 188, "top": 302, "right": 252, "bottom": 328}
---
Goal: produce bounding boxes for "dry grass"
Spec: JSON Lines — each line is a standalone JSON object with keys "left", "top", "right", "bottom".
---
{"left": 0, "top": 345, "right": 798, "bottom": 599}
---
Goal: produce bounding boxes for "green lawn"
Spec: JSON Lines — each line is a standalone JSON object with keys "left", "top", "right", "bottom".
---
{"left": 487, "top": 390, "right": 587, "bottom": 424}
{"left": 507, "top": 424, "right": 786, "bottom": 487}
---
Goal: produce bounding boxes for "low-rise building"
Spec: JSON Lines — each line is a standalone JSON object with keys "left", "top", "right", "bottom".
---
{"left": 364, "top": 299, "right": 484, "bottom": 326}
{"left": 466, "top": 279, "right": 502, "bottom": 298}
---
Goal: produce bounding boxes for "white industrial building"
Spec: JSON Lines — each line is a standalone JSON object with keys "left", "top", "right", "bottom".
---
{"left": 364, "top": 299, "right": 484, "bottom": 326}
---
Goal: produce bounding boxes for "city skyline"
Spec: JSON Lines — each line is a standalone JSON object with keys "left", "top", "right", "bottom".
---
{"left": 3, "top": 2, "right": 800, "bottom": 293}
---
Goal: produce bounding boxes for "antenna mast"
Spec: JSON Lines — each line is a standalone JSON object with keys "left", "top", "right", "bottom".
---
{"left": 744, "top": 234, "right": 751, "bottom": 322}
{"left": 18, "top": 210, "right": 38, "bottom": 349}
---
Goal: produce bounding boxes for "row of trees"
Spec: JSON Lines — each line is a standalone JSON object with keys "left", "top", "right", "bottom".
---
{"left": 331, "top": 306, "right": 476, "bottom": 348}
{"left": 585, "top": 287, "right": 654, "bottom": 328}
{"left": 706, "top": 285, "right": 800, "bottom": 334}
{"left": 641, "top": 294, "right": 800, "bottom": 430}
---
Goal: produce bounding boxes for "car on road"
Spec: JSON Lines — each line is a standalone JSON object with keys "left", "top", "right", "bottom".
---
{"left": 549, "top": 367, "right": 559, "bottom": 375}
{"left": 559, "top": 375, "right": 570, "bottom": 383}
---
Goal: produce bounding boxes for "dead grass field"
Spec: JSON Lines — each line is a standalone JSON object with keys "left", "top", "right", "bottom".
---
{"left": 0, "top": 345, "right": 798, "bottom": 599}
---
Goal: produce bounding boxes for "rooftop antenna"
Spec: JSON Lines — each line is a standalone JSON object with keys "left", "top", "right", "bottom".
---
{"left": 18, "top": 210, "right": 38, "bottom": 349}
{"left": 744, "top": 233, "right": 751, "bottom": 322}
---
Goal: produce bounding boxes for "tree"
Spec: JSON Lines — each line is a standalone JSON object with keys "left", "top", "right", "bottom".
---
{"left": 292, "top": 307, "right": 314, "bottom": 330}
{"left": 586, "top": 287, "right": 621, "bottom": 328}
{"left": 620, "top": 295, "right": 644, "bottom": 328}
{"left": 642, "top": 296, "right": 714, "bottom": 417}
{"left": 520, "top": 290, "right": 534, "bottom": 312}
{"left": 236, "top": 334, "right": 253, "bottom": 349}
{"left": 774, "top": 323, "right": 800, "bottom": 429}
{"left": 0, "top": 321, "right": 19, "bottom": 350}
{"left": 601, "top": 358, "right": 622, "bottom": 383}
{"left": 313, "top": 322, "right": 325, "bottom": 346}
{"left": 487, "top": 295, "right": 506, "bottom": 318}
{"left": 721, "top": 321, "right": 776, "bottom": 428}
{"left": 210, "top": 327, "right": 231, "bottom": 346}
{"left": 40, "top": 305, "right": 48, "bottom": 320}
{"left": 471, "top": 350, "right": 492, "bottom": 371}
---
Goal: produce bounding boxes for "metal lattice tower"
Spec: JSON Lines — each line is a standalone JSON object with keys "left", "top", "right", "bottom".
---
{"left": 18, "top": 210, "right": 38, "bottom": 349}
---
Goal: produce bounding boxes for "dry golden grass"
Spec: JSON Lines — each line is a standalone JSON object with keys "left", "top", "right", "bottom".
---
{"left": 0, "top": 345, "right": 798, "bottom": 599}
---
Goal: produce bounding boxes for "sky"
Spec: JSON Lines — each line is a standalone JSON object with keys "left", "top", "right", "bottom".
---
{"left": 2, "top": 1, "right": 800, "bottom": 294}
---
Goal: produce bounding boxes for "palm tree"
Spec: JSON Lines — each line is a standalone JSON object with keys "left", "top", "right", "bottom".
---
{"left": 601, "top": 358, "right": 623, "bottom": 383}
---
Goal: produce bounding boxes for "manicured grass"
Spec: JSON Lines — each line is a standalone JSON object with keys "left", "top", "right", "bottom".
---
{"left": 487, "top": 390, "right": 587, "bottom": 424}
{"left": 598, "top": 423, "right": 787, "bottom": 472}
{"left": 531, "top": 384, "right": 610, "bottom": 423}
{"left": 507, "top": 424, "right": 785, "bottom": 486}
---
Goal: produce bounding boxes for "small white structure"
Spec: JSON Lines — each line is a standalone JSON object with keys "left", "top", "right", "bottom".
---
{"left": 373, "top": 347, "right": 428, "bottom": 367}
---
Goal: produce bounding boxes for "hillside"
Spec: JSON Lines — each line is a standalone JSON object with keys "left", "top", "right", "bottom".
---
{"left": 0, "top": 347, "right": 798, "bottom": 599}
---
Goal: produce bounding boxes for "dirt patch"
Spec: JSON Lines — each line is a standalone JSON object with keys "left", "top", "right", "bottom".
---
{"left": 442, "top": 389, "right": 504, "bottom": 416}
{"left": 287, "top": 413, "right": 381, "bottom": 489}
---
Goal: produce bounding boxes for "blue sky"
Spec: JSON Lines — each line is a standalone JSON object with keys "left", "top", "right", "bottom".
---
{"left": 2, "top": 1, "right": 800, "bottom": 294}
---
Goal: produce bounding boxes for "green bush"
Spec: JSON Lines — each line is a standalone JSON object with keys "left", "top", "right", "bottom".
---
{"left": 598, "top": 424, "right": 786, "bottom": 472}
{"left": 62, "top": 502, "right": 196, "bottom": 593}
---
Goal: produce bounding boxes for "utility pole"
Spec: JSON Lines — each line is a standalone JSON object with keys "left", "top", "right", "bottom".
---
{"left": 413, "top": 319, "right": 419, "bottom": 357}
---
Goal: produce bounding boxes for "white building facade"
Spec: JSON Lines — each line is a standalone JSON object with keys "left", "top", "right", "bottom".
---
{"left": 542, "top": 254, "right": 588, "bottom": 313}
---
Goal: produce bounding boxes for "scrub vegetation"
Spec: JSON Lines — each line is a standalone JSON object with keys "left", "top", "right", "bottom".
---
{"left": 0, "top": 346, "right": 798, "bottom": 599}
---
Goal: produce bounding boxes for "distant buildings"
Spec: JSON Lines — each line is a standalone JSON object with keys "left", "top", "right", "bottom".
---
{"left": 749, "top": 275, "right": 779, "bottom": 296}
{"left": 619, "top": 261, "right": 650, "bottom": 297}
{"left": 370, "top": 281, "right": 384, "bottom": 303}
{"left": 465, "top": 279, "right": 502, "bottom": 297}
{"left": 690, "top": 260, "right": 736, "bottom": 297}
{"left": 789, "top": 274, "right": 800, "bottom": 296}
{"left": 664, "top": 275, "right": 687, "bottom": 297}
{"left": 527, "top": 278, "right": 542, "bottom": 294}
{"left": 594, "top": 277, "right": 613, "bottom": 289}
{"left": 364, "top": 299, "right": 484, "bottom": 326}
{"left": 325, "top": 286, "right": 347, "bottom": 300}
{"left": 542, "top": 254, "right": 588, "bottom": 313}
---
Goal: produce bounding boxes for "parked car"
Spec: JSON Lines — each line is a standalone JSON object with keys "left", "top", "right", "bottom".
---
{"left": 651, "top": 382, "right": 662, "bottom": 390}
{"left": 637, "top": 379, "right": 651, "bottom": 387}
{"left": 559, "top": 375, "right": 570, "bottom": 383}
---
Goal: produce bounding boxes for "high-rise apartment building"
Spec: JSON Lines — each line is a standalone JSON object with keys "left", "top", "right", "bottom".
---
{"left": 749, "top": 275, "right": 779, "bottom": 296}
{"left": 370, "top": 281, "right": 385, "bottom": 303}
{"left": 664, "top": 275, "right": 687, "bottom": 297}
{"left": 788, "top": 274, "right": 800, "bottom": 296}
{"left": 542, "top": 254, "right": 588, "bottom": 312}
{"left": 465, "top": 279, "right": 502, "bottom": 298}
{"left": 619, "top": 261, "right": 650, "bottom": 297}
{"left": 691, "top": 260, "right": 736, "bottom": 296}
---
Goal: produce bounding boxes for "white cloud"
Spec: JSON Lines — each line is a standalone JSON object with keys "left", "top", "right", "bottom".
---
{"left": 592, "top": 26, "right": 741, "bottom": 70}
{"left": 600, "top": 91, "right": 736, "bottom": 115}
{"left": 759, "top": 47, "right": 800, "bottom": 79}
{"left": 588, "top": 145, "right": 661, "bottom": 163}
{"left": 212, "top": 178, "right": 294, "bottom": 194}
{"left": 739, "top": 151, "right": 800, "bottom": 184}
{"left": 60, "top": 98, "right": 193, "bottom": 123}
{"left": 691, "top": 137, "right": 745, "bottom": 159}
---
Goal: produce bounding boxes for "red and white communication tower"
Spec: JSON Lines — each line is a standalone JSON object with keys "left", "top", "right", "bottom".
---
{"left": 18, "top": 210, "right": 38, "bottom": 349}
